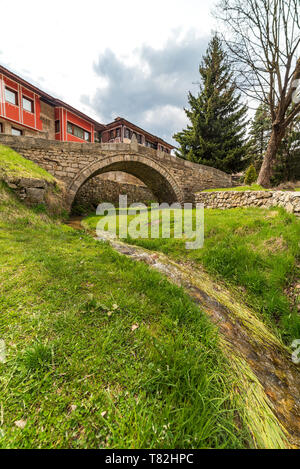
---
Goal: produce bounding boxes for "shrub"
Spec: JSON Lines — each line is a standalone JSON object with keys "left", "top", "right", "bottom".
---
{"left": 244, "top": 165, "right": 257, "bottom": 184}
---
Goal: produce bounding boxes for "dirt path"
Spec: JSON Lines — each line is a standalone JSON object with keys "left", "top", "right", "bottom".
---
{"left": 67, "top": 217, "right": 300, "bottom": 449}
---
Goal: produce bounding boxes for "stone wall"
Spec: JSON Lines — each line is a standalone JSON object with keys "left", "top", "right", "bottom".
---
{"left": 195, "top": 190, "right": 300, "bottom": 215}
{"left": 74, "top": 176, "right": 156, "bottom": 210}
{"left": 5, "top": 177, "right": 55, "bottom": 204}
{"left": 98, "top": 171, "right": 146, "bottom": 186}
{"left": 2, "top": 173, "right": 68, "bottom": 215}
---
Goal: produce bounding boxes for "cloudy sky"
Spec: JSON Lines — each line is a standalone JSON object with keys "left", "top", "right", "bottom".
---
{"left": 0, "top": 0, "right": 218, "bottom": 145}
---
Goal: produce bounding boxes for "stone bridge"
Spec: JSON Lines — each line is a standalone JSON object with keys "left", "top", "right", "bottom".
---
{"left": 0, "top": 135, "right": 233, "bottom": 207}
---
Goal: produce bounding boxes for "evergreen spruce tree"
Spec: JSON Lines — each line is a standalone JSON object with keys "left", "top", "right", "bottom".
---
{"left": 174, "top": 35, "right": 248, "bottom": 173}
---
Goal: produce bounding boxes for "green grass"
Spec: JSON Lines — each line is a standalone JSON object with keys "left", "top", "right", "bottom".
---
{"left": 0, "top": 183, "right": 250, "bottom": 449}
{"left": 0, "top": 144, "right": 55, "bottom": 181}
{"left": 201, "top": 184, "right": 300, "bottom": 192}
{"left": 201, "top": 184, "right": 268, "bottom": 192}
{"left": 83, "top": 207, "right": 300, "bottom": 342}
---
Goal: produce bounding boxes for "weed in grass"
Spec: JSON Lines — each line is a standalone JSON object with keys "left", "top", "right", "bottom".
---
{"left": 20, "top": 343, "right": 54, "bottom": 373}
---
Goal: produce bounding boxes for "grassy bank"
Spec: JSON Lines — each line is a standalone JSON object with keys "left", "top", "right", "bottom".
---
{"left": 83, "top": 206, "right": 300, "bottom": 342}
{"left": 0, "top": 145, "right": 55, "bottom": 181}
{"left": 0, "top": 183, "right": 252, "bottom": 449}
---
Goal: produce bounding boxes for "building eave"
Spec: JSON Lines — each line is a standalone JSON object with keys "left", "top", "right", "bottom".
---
{"left": 105, "top": 117, "right": 175, "bottom": 149}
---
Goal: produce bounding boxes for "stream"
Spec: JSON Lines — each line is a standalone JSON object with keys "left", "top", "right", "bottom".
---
{"left": 67, "top": 216, "right": 300, "bottom": 449}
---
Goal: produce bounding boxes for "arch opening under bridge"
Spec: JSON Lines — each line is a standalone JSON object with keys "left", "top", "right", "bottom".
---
{"left": 67, "top": 153, "right": 185, "bottom": 208}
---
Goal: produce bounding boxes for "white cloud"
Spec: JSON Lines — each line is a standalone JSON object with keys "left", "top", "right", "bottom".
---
{"left": 82, "top": 32, "right": 209, "bottom": 142}
{"left": 143, "top": 105, "right": 189, "bottom": 144}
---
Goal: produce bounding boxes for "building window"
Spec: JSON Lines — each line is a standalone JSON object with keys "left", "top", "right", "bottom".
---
{"left": 95, "top": 131, "right": 101, "bottom": 143}
{"left": 5, "top": 87, "right": 18, "bottom": 106}
{"left": 55, "top": 120, "right": 60, "bottom": 133}
{"left": 67, "top": 122, "right": 73, "bottom": 135}
{"left": 146, "top": 140, "right": 157, "bottom": 150}
{"left": 116, "top": 128, "right": 121, "bottom": 137}
{"left": 0, "top": 123, "right": 3, "bottom": 133}
{"left": 73, "top": 126, "right": 84, "bottom": 139}
{"left": 11, "top": 128, "right": 22, "bottom": 136}
{"left": 125, "top": 128, "right": 131, "bottom": 139}
{"left": 110, "top": 129, "right": 115, "bottom": 139}
{"left": 84, "top": 131, "right": 91, "bottom": 142}
{"left": 137, "top": 134, "right": 142, "bottom": 144}
{"left": 22, "top": 96, "right": 34, "bottom": 113}
{"left": 67, "top": 121, "right": 91, "bottom": 141}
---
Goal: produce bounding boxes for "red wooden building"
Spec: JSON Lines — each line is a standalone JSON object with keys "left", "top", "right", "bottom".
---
{"left": 0, "top": 65, "right": 105, "bottom": 143}
{"left": 101, "top": 117, "right": 174, "bottom": 153}
{"left": 0, "top": 65, "right": 174, "bottom": 152}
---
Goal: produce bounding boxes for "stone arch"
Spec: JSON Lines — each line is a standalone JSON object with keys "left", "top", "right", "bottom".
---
{"left": 67, "top": 154, "right": 184, "bottom": 207}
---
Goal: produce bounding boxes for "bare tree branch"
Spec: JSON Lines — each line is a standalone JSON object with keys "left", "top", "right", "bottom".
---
{"left": 215, "top": 0, "right": 300, "bottom": 186}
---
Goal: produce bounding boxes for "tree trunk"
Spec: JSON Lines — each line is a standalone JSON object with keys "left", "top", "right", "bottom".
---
{"left": 257, "top": 126, "right": 285, "bottom": 187}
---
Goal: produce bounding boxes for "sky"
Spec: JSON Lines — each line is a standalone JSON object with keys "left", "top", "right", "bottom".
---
{"left": 0, "top": 0, "right": 219, "bottom": 145}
